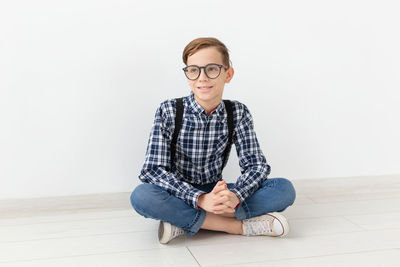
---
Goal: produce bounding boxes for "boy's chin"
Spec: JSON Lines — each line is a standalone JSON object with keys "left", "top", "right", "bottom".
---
{"left": 193, "top": 89, "right": 211, "bottom": 96}
{"left": 193, "top": 92, "right": 222, "bottom": 103}
{"left": 193, "top": 87, "right": 217, "bottom": 94}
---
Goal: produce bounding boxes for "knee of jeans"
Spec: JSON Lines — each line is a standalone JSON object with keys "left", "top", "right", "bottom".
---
{"left": 275, "top": 178, "right": 296, "bottom": 206}
{"left": 130, "top": 183, "right": 154, "bottom": 212}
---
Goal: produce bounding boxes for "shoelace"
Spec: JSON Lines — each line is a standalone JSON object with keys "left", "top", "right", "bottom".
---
{"left": 245, "top": 216, "right": 272, "bottom": 236}
{"left": 171, "top": 226, "right": 185, "bottom": 238}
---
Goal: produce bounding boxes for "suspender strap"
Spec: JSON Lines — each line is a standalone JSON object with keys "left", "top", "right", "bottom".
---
{"left": 170, "top": 98, "right": 183, "bottom": 167}
{"left": 170, "top": 98, "right": 234, "bottom": 174}
{"left": 221, "top": 99, "right": 234, "bottom": 170}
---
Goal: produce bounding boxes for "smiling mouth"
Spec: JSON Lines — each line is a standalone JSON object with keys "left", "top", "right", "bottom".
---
{"left": 197, "top": 86, "right": 213, "bottom": 90}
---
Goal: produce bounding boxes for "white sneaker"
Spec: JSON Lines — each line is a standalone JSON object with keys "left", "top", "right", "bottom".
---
{"left": 158, "top": 221, "right": 185, "bottom": 244}
{"left": 242, "top": 212, "right": 290, "bottom": 237}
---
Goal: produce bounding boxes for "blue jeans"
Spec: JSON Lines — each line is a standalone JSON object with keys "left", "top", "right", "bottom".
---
{"left": 130, "top": 178, "right": 296, "bottom": 237}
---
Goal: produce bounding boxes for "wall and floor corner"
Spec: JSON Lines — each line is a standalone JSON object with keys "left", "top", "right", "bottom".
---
{"left": 1, "top": 0, "right": 399, "bottom": 200}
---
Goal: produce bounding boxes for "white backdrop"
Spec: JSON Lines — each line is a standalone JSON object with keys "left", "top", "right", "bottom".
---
{"left": 1, "top": 0, "right": 399, "bottom": 199}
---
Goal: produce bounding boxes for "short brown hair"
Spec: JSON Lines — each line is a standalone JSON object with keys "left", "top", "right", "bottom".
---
{"left": 182, "top": 37, "right": 231, "bottom": 68}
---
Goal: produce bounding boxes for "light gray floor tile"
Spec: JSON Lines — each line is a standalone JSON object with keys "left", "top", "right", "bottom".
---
{"left": 0, "top": 192, "right": 132, "bottom": 219}
{"left": 292, "top": 175, "right": 400, "bottom": 197}
{"left": 187, "top": 229, "right": 400, "bottom": 266}
{"left": 185, "top": 216, "right": 363, "bottom": 247}
{"left": 0, "top": 248, "right": 199, "bottom": 267}
{"left": 0, "top": 209, "right": 137, "bottom": 227}
{"left": 2, "top": 175, "right": 400, "bottom": 265}
{"left": 309, "top": 191, "right": 400, "bottom": 203}
{"left": 0, "top": 215, "right": 156, "bottom": 242}
{"left": 211, "top": 249, "right": 400, "bottom": 267}
{"left": 289, "top": 216, "right": 363, "bottom": 236}
{"left": 282, "top": 197, "right": 400, "bottom": 219}
{"left": 0, "top": 231, "right": 186, "bottom": 263}
{"left": 290, "top": 195, "right": 315, "bottom": 205}
{"left": 345, "top": 212, "right": 400, "bottom": 230}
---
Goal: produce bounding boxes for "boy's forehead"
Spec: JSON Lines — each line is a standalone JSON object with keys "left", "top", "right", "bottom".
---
{"left": 187, "top": 47, "right": 224, "bottom": 65}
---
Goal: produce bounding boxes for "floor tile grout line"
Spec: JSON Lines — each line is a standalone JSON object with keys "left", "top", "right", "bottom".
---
{"left": 0, "top": 246, "right": 190, "bottom": 264}
{"left": 2, "top": 210, "right": 398, "bottom": 228}
{"left": 185, "top": 228, "right": 400, "bottom": 249}
{"left": 293, "top": 196, "right": 400, "bottom": 205}
{"left": 1, "top": 226, "right": 392, "bottom": 246}
{"left": 0, "top": 213, "right": 399, "bottom": 238}
{"left": 6, "top": 195, "right": 400, "bottom": 216}
{"left": 306, "top": 196, "right": 319, "bottom": 204}
{"left": 206, "top": 248, "right": 400, "bottom": 267}
{"left": 0, "top": 230, "right": 159, "bottom": 244}
{"left": 3, "top": 196, "right": 400, "bottom": 221}
{"left": 10, "top": 223, "right": 400, "bottom": 245}
{"left": 0, "top": 216, "right": 142, "bottom": 223}
{"left": 341, "top": 215, "right": 368, "bottom": 230}
{"left": 2, "top": 217, "right": 400, "bottom": 244}
{"left": 4, "top": 194, "right": 398, "bottom": 215}
{"left": 305, "top": 196, "right": 400, "bottom": 204}
{"left": 2, "top": 237, "right": 398, "bottom": 265}
{"left": 303, "top": 192, "right": 400, "bottom": 197}
{"left": 0, "top": 215, "right": 142, "bottom": 227}
{"left": 0, "top": 213, "right": 139, "bottom": 222}
{"left": 287, "top": 209, "right": 400, "bottom": 219}
{"left": 186, "top": 246, "right": 202, "bottom": 267}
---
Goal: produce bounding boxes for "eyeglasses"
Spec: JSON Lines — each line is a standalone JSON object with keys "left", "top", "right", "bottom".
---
{"left": 182, "top": 63, "right": 226, "bottom": 80}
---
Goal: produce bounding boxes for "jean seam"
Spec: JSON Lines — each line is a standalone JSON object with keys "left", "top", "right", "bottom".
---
{"left": 242, "top": 200, "right": 251, "bottom": 218}
{"left": 183, "top": 209, "right": 201, "bottom": 235}
{"left": 184, "top": 209, "right": 206, "bottom": 236}
{"left": 235, "top": 200, "right": 250, "bottom": 220}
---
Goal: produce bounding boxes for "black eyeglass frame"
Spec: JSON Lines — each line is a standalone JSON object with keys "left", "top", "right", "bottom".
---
{"left": 182, "top": 63, "right": 227, "bottom": 80}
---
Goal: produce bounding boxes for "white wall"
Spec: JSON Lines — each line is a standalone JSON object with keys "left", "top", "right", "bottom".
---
{"left": 1, "top": 0, "right": 399, "bottom": 199}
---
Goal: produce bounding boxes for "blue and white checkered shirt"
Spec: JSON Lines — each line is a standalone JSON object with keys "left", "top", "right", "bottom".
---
{"left": 139, "top": 91, "right": 271, "bottom": 209}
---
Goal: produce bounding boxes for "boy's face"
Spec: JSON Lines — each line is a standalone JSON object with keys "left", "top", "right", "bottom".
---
{"left": 186, "top": 47, "right": 234, "bottom": 109}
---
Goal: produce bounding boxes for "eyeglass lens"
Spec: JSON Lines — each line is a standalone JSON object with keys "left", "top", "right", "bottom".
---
{"left": 185, "top": 64, "right": 221, "bottom": 80}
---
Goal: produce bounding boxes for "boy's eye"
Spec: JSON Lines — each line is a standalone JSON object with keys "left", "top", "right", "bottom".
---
{"left": 188, "top": 68, "right": 198, "bottom": 73}
{"left": 207, "top": 67, "right": 216, "bottom": 71}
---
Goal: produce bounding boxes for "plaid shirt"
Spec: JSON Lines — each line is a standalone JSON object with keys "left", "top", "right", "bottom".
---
{"left": 139, "top": 91, "right": 271, "bottom": 209}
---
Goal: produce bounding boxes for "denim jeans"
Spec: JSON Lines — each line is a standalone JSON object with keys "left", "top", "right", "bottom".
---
{"left": 130, "top": 177, "right": 296, "bottom": 237}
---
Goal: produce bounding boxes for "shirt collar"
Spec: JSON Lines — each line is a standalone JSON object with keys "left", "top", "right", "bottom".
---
{"left": 187, "top": 91, "right": 226, "bottom": 118}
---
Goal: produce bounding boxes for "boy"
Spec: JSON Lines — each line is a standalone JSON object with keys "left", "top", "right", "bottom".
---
{"left": 130, "top": 37, "right": 296, "bottom": 244}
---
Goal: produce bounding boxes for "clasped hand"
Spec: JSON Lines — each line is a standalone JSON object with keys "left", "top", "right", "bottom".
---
{"left": 198, "top": 180, "right": 240, "bottom": 214}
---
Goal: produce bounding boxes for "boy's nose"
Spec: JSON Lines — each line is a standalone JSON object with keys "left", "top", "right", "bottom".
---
{"left": 198, "top": 68, "right": 209, "bottom": 80}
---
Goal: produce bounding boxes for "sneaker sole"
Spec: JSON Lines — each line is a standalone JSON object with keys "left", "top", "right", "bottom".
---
{"left": 268, "top": 212, "right": 290, "bottom": 237}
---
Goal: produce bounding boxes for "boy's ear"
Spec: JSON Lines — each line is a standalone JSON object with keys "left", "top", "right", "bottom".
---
{"left": 225, "top": 67, "right": 234, "bottom": 83}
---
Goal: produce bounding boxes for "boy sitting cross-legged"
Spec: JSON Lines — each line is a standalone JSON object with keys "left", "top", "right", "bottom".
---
{"left": 130, "top": 37, "right": 296, "bottom": 244}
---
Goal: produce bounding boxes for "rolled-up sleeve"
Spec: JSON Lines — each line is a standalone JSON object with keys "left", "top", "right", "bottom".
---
{"left": 229, "top": 104, "right": 271, "bottom": 202}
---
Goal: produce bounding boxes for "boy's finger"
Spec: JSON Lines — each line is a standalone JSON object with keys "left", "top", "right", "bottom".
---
{"left": 213, "top": 203, "right": 235, "bottom": 213}
{"left": 213, "top": 196, "right": 228, "bottom": 204}
{"left": 213, "top": 187, "right": 227, "bottom": 196}
{"left": 212, "top": 203, "right": 228, "bottom": 210}
{"left": 218, "top": 183, "right": 227, "bottom": 190}
{"left": 211, "top": 186, "right": 220, "bottom": 194}
{"left": 217, "top": 180, "right": 226, "bottom": 187}
{"left": 214, "top": 189, "right": 229, "bottom": 198}
{"left": 212, "top": 183, "right": 227, "bottom": 194}
{"left": 224, "top": 201, "right": 235, "bottom": 209}
{"left": 212, "top": 189, "right": 219, "bottom": 195}
{"left": 213, "top": 207, "right": 235, "bottom": 214}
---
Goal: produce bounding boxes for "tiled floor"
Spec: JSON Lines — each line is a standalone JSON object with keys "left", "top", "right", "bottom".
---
{"left": 1, "top": 175, "right": 399, "bottom": 266}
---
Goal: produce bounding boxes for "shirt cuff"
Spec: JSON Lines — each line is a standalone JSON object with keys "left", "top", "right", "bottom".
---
{"left": 230, "top": 187, "right": 246, "bottom": 204}
{"left": 186, "top": 188, "right": 206, "bottom": 209}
